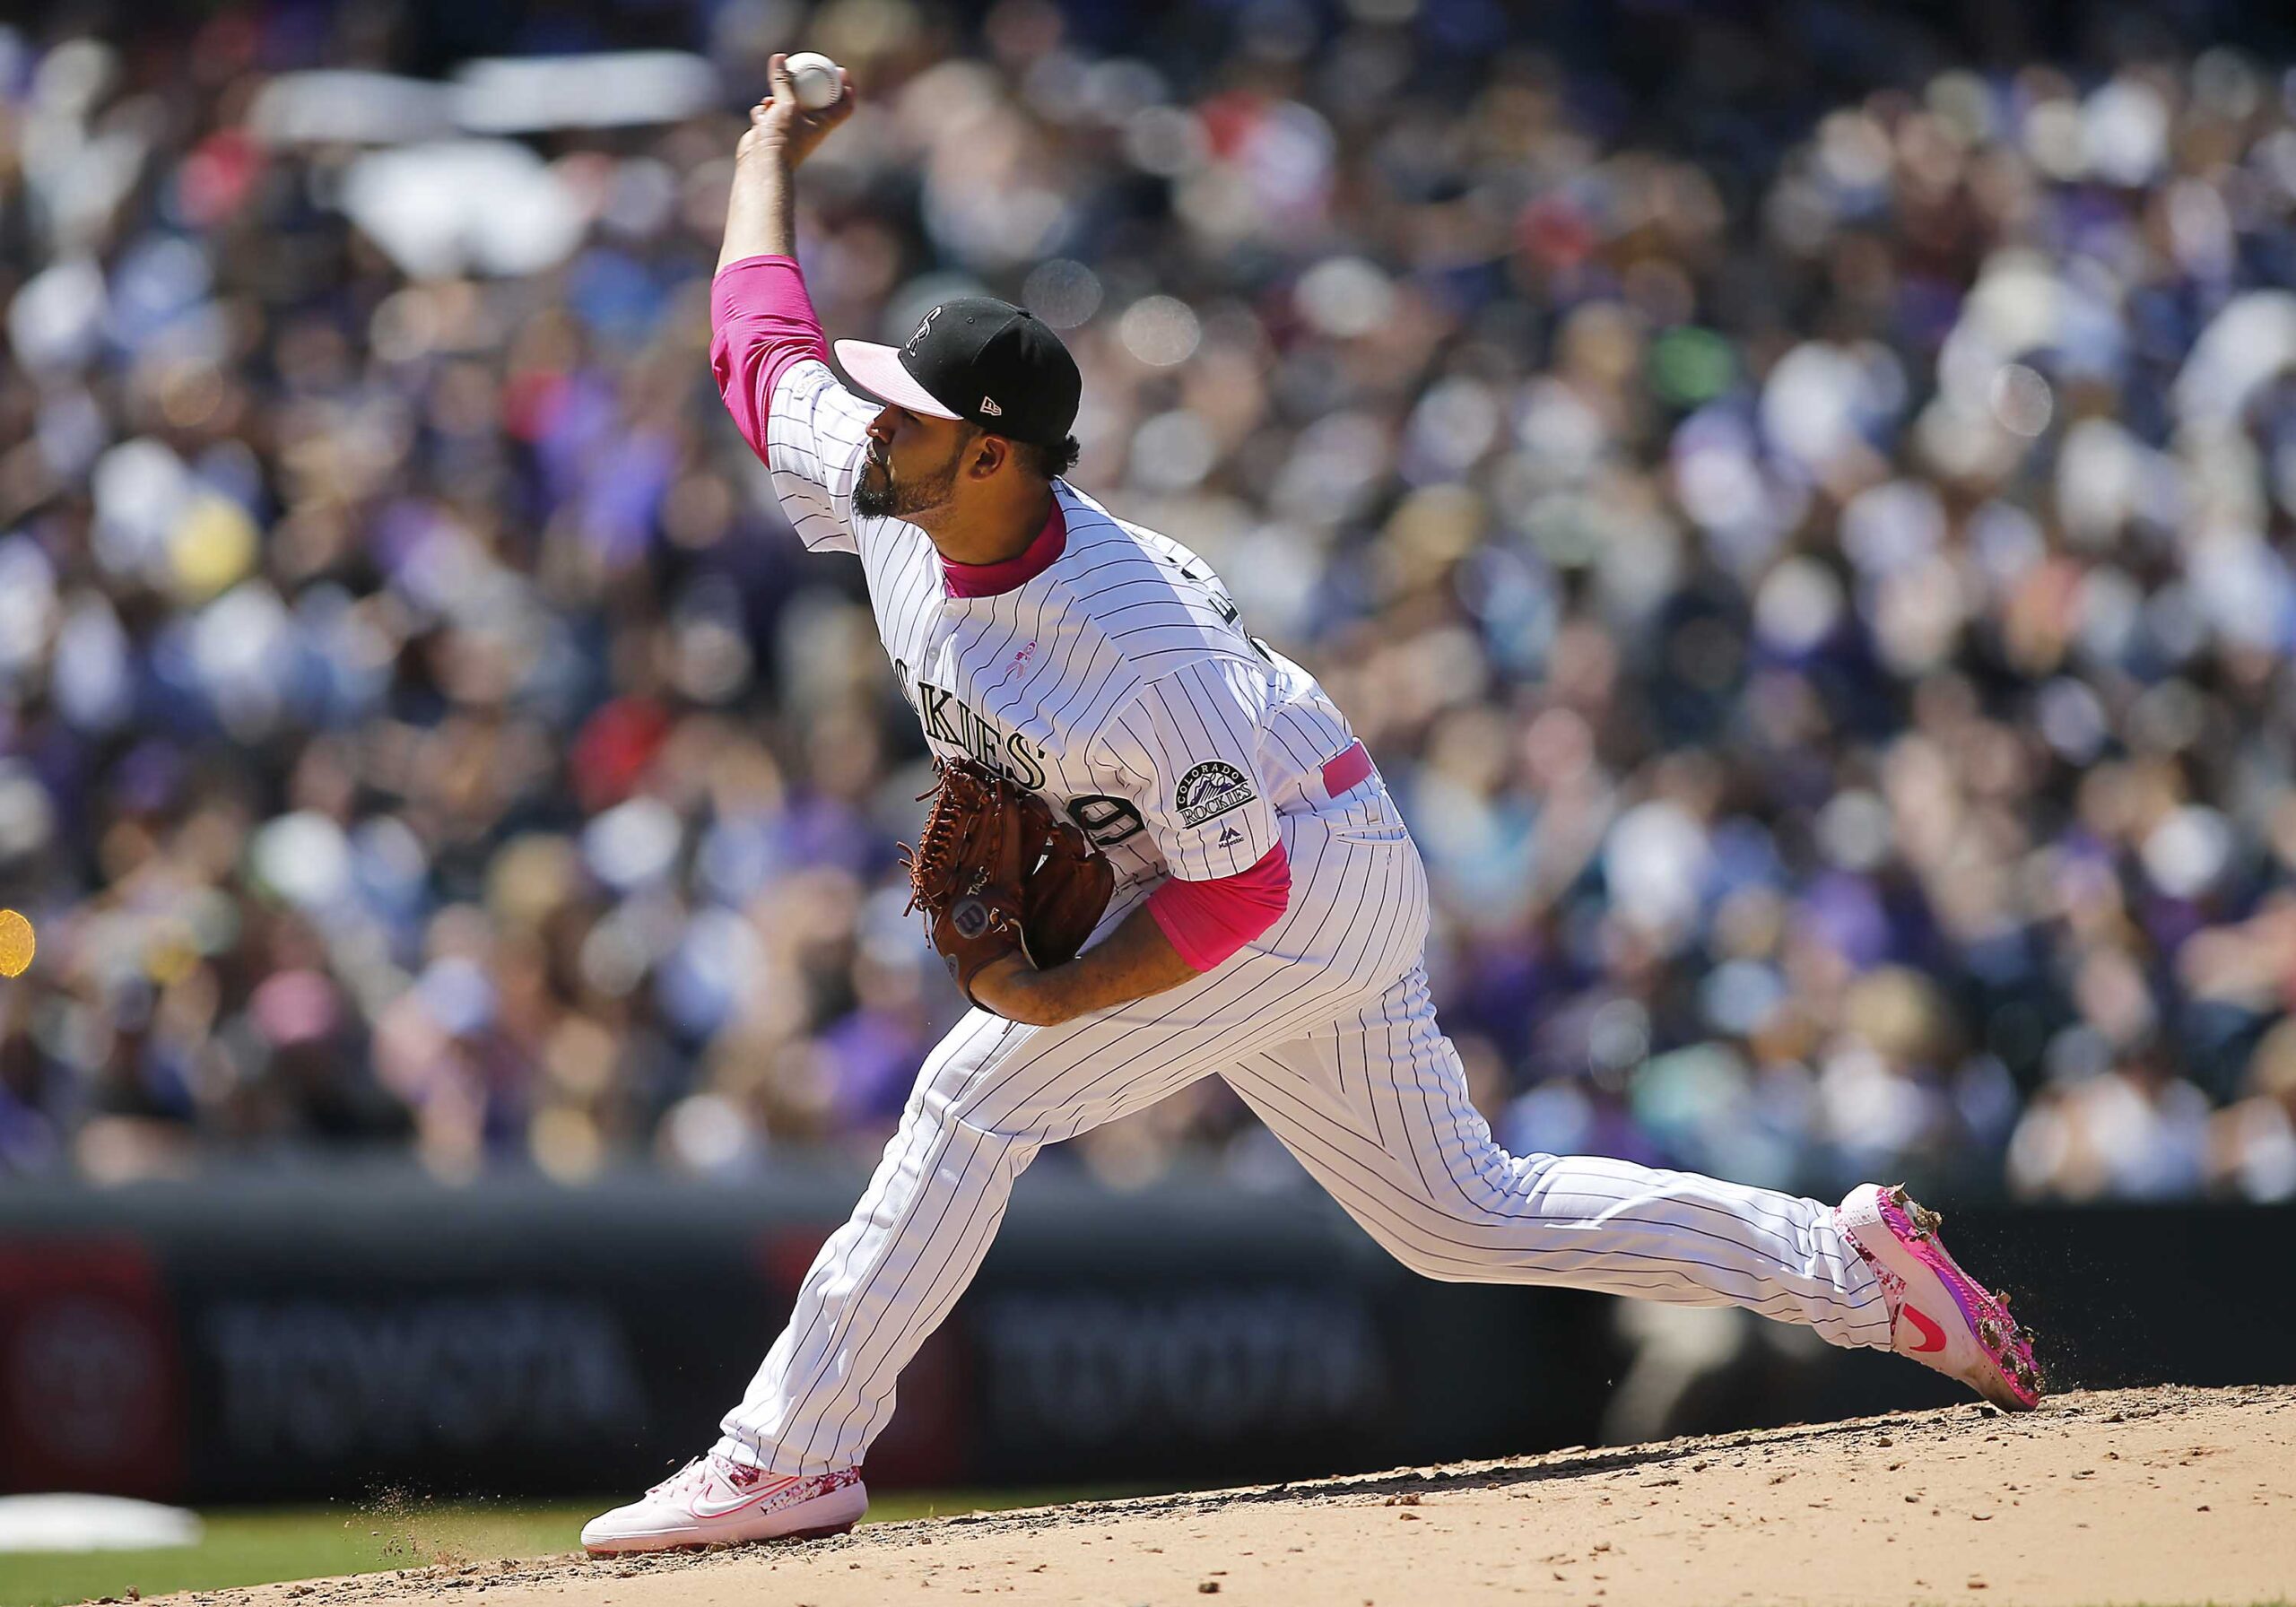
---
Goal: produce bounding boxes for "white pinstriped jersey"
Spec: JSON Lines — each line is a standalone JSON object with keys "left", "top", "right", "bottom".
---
{"left": 763, "top": 357, "right": 1368, "bottom": 892}
{"left": 698, "top": 276, "right": 1903, "bottom": 1494}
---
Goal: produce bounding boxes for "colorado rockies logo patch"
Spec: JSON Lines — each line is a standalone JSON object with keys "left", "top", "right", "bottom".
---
{"left": 1175, "top": 760, "right": 1256, "bottom": 828}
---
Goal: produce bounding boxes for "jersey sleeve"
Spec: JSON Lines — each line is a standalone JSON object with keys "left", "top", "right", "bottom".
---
{"left": 1095, "top": 656, "right": 1282, "bottom": 881}
{"left": 709, "top": 256, "right": 876, "bottom": 557}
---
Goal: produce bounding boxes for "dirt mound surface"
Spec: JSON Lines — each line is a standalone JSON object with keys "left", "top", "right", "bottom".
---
{"left": 149, "top": 1385, "right": 2295, "bottom": 1607}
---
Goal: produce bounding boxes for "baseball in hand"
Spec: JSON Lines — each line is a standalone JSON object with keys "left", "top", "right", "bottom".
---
{"left": 784, "top": 52, "right": 844, "bottom": 111}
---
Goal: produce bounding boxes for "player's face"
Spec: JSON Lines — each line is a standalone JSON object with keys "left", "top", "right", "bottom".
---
{"left": 856, "top": 406, "right": 971, "bottom": 522}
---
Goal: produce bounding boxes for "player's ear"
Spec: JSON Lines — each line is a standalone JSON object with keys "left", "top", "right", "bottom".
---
{"left": 968, "top": 431, "right": 1010, "bottom": 480}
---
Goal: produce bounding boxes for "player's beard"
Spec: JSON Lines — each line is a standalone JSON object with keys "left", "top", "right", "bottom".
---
{"left": 854, "top": 439, "right": 962, "bottom": 521}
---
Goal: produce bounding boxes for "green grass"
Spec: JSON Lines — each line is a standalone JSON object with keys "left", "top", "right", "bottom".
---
{"left": 0, "top": 1489, "right": 1114, "bottom": 1607}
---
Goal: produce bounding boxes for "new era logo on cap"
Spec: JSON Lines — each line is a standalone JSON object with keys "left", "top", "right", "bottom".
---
{"left": 835, "top": 297, "right": 1081, "bottom": 450}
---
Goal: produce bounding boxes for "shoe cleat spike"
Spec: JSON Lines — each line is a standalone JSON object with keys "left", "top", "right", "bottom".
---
{"left": 1979, "top": 1318, "right": 2001, "bottom": 1348}
{"left": 1996, "top": 1290, "right": 2012, "bottom": 1307}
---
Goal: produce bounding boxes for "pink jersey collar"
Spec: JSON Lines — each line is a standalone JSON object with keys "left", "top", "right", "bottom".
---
{"left": 942, "top": 498, "right": 1066, "bottom": 598}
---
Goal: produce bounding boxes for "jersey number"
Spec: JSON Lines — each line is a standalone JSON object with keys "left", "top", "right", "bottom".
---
{"left": 1166, "top": 554, "right": 1277, "bottom": 665}
{"left": 1065, "top": 795, "right": 1146, "bottom": 847}
{"left": 1060, "top": 555, "right": 1273, "bottom": 853}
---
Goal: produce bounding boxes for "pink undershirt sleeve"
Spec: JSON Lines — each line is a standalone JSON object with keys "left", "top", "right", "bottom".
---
{"left": 709, "top": 254, "right": 831, "bottom": 459}
{"left": 1145, "top": 841, "right": 1292, "bottom": 973}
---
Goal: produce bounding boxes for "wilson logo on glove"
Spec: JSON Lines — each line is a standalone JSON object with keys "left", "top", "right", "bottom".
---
{"left": 951, "top": 898, "right": 993, "bottom": 940}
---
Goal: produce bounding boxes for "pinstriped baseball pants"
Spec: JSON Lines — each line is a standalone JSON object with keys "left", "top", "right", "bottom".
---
{"left": 717, "top": 802, "right": 1892, "bottom": 1476}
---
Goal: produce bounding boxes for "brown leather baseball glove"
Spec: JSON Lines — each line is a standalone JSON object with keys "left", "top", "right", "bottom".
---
{"left": 900, "top": 758, "right": 1115, "bottom": 1012}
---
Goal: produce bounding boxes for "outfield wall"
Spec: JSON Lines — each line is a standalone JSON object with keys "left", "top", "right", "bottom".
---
{"left": 0, "top": 1172, "right": 2284, "bottom": 1503}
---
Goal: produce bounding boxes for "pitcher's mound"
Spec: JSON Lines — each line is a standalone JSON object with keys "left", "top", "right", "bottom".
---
{"left": 159, "top": 1385, "right": 2296, "bottom": 1607}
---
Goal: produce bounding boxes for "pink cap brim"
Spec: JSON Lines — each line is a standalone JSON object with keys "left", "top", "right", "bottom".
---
{"left": 833, "top": 340, "right": 963, "bottom": 420}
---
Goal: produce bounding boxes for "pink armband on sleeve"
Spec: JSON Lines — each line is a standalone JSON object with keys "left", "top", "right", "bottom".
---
{"left": 1146, "top": 842, "right": 1292, "bottom": 972}
{"left": 709, "top": 255, "right": 832, "bottom": 458}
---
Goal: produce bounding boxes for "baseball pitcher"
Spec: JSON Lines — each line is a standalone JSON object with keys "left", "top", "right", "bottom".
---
{"left": 580, "top": 59, "right": 2043, "bottom": 1554}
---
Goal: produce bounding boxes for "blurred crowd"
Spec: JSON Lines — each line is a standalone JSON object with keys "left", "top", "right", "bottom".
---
{"left": 4, "top": 0, "right": 2296, "bottom": 1203}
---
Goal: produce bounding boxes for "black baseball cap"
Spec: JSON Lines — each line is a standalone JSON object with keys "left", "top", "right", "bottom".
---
{"left": 835, "top": 297, "right": 1081, "bottom": 451}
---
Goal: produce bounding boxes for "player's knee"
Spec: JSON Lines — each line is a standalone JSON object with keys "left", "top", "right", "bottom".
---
{"left": 1368, "top": 1170, "right": 1526, "bottom": 1271}
{"left": 1356, "top": 1197, "right": 1482, "bottom": 1280}
{"left": 1377, "top": 1233, "right": 1481, "bottom": 1282}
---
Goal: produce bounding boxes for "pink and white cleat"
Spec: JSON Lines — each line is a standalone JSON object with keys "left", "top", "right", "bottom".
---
{"left": 580, "top": 1454, "right": 866, "bottom": 1555}
{"left": 1837, "top": 1183, "right": 2044, "bottom": 1412}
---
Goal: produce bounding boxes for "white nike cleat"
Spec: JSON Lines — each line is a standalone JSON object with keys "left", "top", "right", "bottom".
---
{"left": 580, "top": 1454, "right": 866, "bottom": 1555}
{"left": 1837, "top": 1183, "right": 2044, "bottom": 1412}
